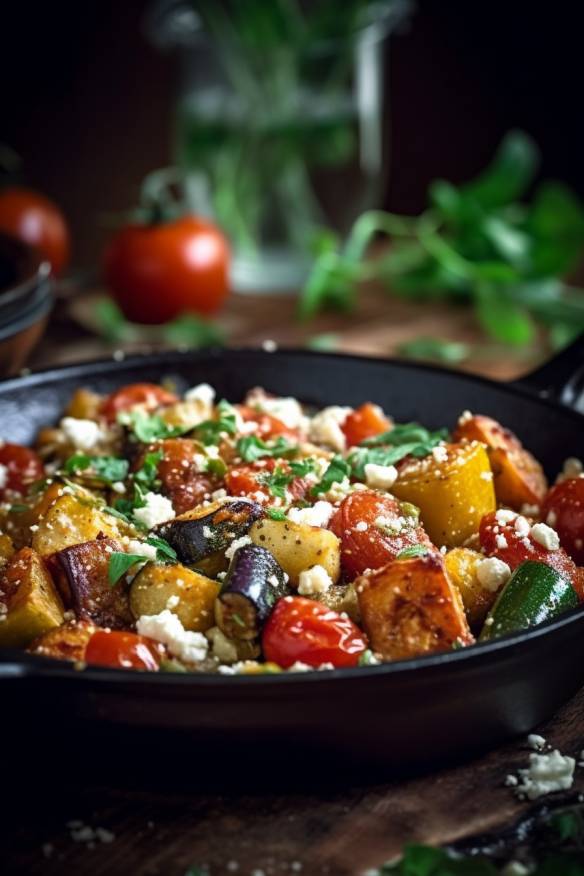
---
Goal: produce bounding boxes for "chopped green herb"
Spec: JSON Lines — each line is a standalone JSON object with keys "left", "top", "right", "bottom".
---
{"left": 64, "top": 453, "right": 129, "bottom": 484}
{"left": 265, "top": 507, "right": 287, "bottom": 521}
{"left": 258, "top": 465, "right": 295, "bottom": 499}
{"left": 63, "top": 453, "right": 91, "bottom": 474}
{"left": 133, "top": 450, "right": 163, "bottom": 489}
{"left": 289, "top": 458, "right": 318, "bottom": 477}
{"left": 231, "top": 612, "right": 246, "bottom": 628}
{"left": 9, "top": 503, "right": 30, "bottom": 513}
{"left": 205, "top": 457, "right": 228, "bottom": 477}
{"left": 119, "top": 409, "right": 185, "bottom": 443}
{"left": 358, "top": 649, "right": 379, "bottom": 667}
{"left": 236, "top": 435, "right": 295, "bottom": 462}
{"left": 108, "top": 552, "right": 149, "bottom": 586}
{"left": 159, "top": 657, "right": 189, "bottom": 674}
{"left": 103, "top": 505, "right": 133, "bottom": 524}
{"left": 397, "top": 545, "right": 429, "bottom": 559}
{"left": 311, "top": 455, "right": 351, "bottom": 496}
{"left": 145, "top": 535, "right": 177, "bottom": 562}
{"left": 194, "top": 399, "right": 238, "bottom": 446}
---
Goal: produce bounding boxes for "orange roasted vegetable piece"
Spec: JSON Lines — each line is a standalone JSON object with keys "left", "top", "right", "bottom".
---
{"left": 392, "top": 441, "right": 496, "bottom": 547}
{"left": 30, "top": 619, "right": 96, "bottom": 662}
{"left": 453, "top": 414, "right": 547, "bottom": 509}
{"left": 0, "top": 547, "right": 64, "bottom": 646}
{"left": 356, "top": 553, "right": 473, "bottom": 661}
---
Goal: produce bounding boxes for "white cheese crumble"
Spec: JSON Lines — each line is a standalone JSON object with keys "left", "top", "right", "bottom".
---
{"left": 495, "top": 533, "right": 509, "bottom": 550}
{"left": 515, "top": 750, "right": 575, "bottom": 800}
{"left": 354, "top": 521, "right": 368, "bottom": 532}
{"left": 0, "top": 463, "right": 8, "bottom": 490}
{"left": 111, "top": 481, "right": 126, "bottom": 494}
{"left": 364, "top": 462, "right": 398, "bottom": 491}
{"left": 297, "top": 564, "right": 333, "bottom": 596}
{"left": 136, "top": 609, "right": 208, "bottom": 663}
{"left": 431, "top": 444, "right": 449, "bottom": 464}
{"left": 476, "top": 557, "right": 511, "bottom": 592}
{"left": 557, "top": 457, "right": 583, "bottom": 483}
{"left": 527, "top": 733, "right": 546, "bottom": 751}
{"left": 224, "top": 535, "right": 252, "bottom": 561}
{"left": 287, "top": 500, "right": 334, "bottom": 528}
{"left": 253, "top": 396, "right": 307, "bottom": 430}
{"left": 60, "top": 417, "right": 104, "bottom": 451}
{"left": 133, "top": 492, "right": 176, "bottom": 529}
{"left": 495, "top": 509, "right": 517, "bottom": 525}
{"left": 458, "top": 410, "right": 473, "bottom": 425}
{"left": 166, "top": 594, "right": 180, "bottom": 610}
{"left": 530, "top": 522, "right": 560, "bottom": 551}
{"left": 514, "top": 516, "right": 530, "bottom": 538}
{"left": 126, "top": 539, "right": 158, "bottom": 561}
{"left": 521, "top": 503, "right": 540, "bottom": 516}
{"left": 309, "top": 406, "right": 352, "bottom": 453}
{"left": 184, "top": 383, "right": 215, "bottom": 405}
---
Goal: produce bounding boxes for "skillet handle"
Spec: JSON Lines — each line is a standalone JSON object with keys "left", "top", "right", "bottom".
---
{"left": 513, "top": 334, "right": 584, "bottom": 411}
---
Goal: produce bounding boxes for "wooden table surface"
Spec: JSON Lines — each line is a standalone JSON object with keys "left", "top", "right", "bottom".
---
{"left": 6, "top": 287, "right": 575, "bottom": 876}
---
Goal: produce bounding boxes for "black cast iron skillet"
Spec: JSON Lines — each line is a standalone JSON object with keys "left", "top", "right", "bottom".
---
{"left": 0, "top": 342, "right": 583, "bottom": 771}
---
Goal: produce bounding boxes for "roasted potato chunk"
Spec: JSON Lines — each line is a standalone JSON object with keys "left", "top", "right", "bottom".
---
{"left": 356, "top": 553, "right": 473, "bottom": 660}
{"left": 454, "top": 414, "right": 547, "bottom": 509}
{"left": 32, "top": 494, "right": 123, "bottom": 556}
{"left": 0, "top": 548, "right": 64, "bottom": 647}
{"left": 392, "top": 441, "right": 496, "bottom": 547}
{"left": 249, "top": 517, "right": 341, "bottom": 586}
{"left": 130, "top": 563, "right": 219, "bottom": 632}
{"left": 30, "top": 620, "right": 95, "bottom": 662}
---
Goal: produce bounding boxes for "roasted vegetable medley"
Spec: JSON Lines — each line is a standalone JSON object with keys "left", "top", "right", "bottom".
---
{"left": 0, "top": 381, "right": 583, "bottom": 675}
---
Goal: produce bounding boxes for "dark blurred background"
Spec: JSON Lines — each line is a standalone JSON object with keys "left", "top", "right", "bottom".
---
{"left": 2, "top": 0, "right": 582, "bottom": 269}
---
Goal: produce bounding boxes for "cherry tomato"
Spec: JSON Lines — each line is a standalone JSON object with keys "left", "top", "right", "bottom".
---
{"left": 0, "top": 186, "right": 70, "bottom": 275}
{"left": 140, "top": 438, "right": 216, "bottom": 515}
{"left": 330, "top": 490, "right": 433, "bottom": 577}
{"left": 237, "top": 405, "right": 299, "bottom": 441}
{"left": 541, "top": 478, "right": 584, "bottom": 565}
{"left": 479, "top": 511, "right": 584, "bottom": 599}
{"left": 84, "top": 630, "right": 163, "bottom": 671}
{"left": 0, "top": 443, "right": 44, "bottom": 498}
{"left": 104, "top": 216, "right": 230, "bottom": 324}
{"left": 262, "top": 596, "right": 368, "bottom": 668}
{"left": 342, "top": 402, "right": 392, "bottom": 447}
{"left": 225, "top": 458, "right": 309, "bottom": 503}
{"left": 100, "top": 383, "right": 178, "bottom": 423}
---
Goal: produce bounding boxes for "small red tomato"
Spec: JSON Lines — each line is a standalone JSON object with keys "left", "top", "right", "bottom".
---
{"left": 0, "top": 443, "right": 44, "bottom": 498}
{"left": 342, "top": 402, "right": 392, "bottom": 447}
{"left": 542, "top": 478, "right": 584, "bottom": 565}
{"left": 104, "top": 216, "right": 230, "bottom": 324}
{"left": 100, "top": 383, "right": 178, "bottom": 422}
{"left": 142, "top": 438, "right": 216, "bottom": 514}
{"left": 85, "top": 630, "right": 163, "bottom": 671}
{"left": 0, "top": 186, "right": 70, "bottom": 275}
{"left": 479, "top": 511, "right": 584, "bottom": 599}
{"left": 237, "top": 405, "right": 299, "bottom": 441}
{"left": 225, "top": 458, "right": 308, "bottom": 503}
{"left": 330, "top": 490, "right": 433, "bottom": 577}
{"left": 262, "top": 596, "right": 368, "bottom": 668}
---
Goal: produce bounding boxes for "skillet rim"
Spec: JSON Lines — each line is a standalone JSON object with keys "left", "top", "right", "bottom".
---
{"left": 0, "top": 345, "right": 582, "bottom": 687}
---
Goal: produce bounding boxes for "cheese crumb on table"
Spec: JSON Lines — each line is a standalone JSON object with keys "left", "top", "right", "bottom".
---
{"left": 527, "top": 733, "right": 546, "bottom": 750}
{"left": 514, "top": 750, "right": 575, "bottom": 799}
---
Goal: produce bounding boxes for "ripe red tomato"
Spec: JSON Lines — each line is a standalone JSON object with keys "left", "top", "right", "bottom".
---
{"left": 104, "top": 216, "right": 230, "bottom": 324}
{"left": 262, "top": 596, "right": 368, "bottom": 668}
{"left": 542, "top": 478, "right": 584, "bottom": 565}
{"left": 0, "top": 186, "right": 70, "bottom": 275}
{"left": 238, "top": 405, "right": 299, "bottom": 441}
{"left": 330, "top": 490, "right": 433, "bottom": 577}
{"left": 342, "top": 402, "right": 391, "bottom": 447}
{"left": 0, "top": 443, "right": 44, "bottom": 498}
{"left": 100, "top": 383, "right": 178, "bottom": 422}
{"left": 225, "top": 458, "right": 308, "bottom": 503}
{"left": 85, "top": 630, "right": 163, "bottom": 671}
{"left": 479, "top": 511, "right": 584, "bottom": 599}
{"left": 142, "top": 438, "right": 216, "bottom": 514}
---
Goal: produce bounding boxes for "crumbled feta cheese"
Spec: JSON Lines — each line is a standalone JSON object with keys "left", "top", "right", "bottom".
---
{"left": 133, "top": 492, "right": 175, "bottom": 529}
{"left": 212, "top": 488, "right": 228, "bottom": 501}
{"left": 298, "top": 564, "right": 333, "bottom": 596}
{"left": 288, "top": 661, "right": 313, "bottom": 672}
{"left": 321, "top": 476, "right": 353, "bottom": 502}
{"left": 514, "top": 516, "right": 530, "bottom": 537}
{"left": 354, "top": 521, "right": 368, "bottom": 532}
{"left": 60, "top": 417, "right": 104, "bottom": 451}
{"left": 137, "top": 609, "right": 208, "bottom": 663}
{"left": 557, "top": 457, "right": 583, "bottom": 483}
{"left": 375, "top": 514, "right": 404, "bottom": 534}
{"left": 495, "top": 509, "right": 517, "bottom": 525}
{"left": 431, "top": 444, "right": 449, "bottom": 464}
{"left": 0, "top": 464, "right": 8, "bottom": 490}
{"left": 504, "top": 774, "right": 519, "bottom": 787}
{"left": 515, "top": 750, "right": 575, "bottom": 800}
{"left": 458, "top": 410, "right": 473, "bottom": 425}
{"left": 253, "top": 396, "right": 307, "bottom": 430}
{"left": 309, "top": 406, "right": 352, "bottom": 453}
{"left": 287, "top": 500, "right": 334, "bottom": 528}
{"left": 364, "top": 462, "right": 398, "bottom": 491}
{"left": 527, "top": 733, "right": 546, "bottom": 751}
{"left": 476, "top": 557, "right": 511, "bottom": 592}
{"left": 521, "top": 503, "right": 540, "bottom": 516}
{"left": 126, "top": 539, "right": 158, "bottom": 561}
{"left": 224, "top": 535, "right": 252, "bottom": 561}
{"left": 166, "top": 594, "right": 180, "bottom": 610}
{"left": 530, "top": 522, "right": 560, "bottom": 551}
{"left": 111, "top": 481, "right": 126, "bottom": 494}
{"left": 184, "top": 382, "right": 215, "bottom": 406}
{"left": 495, "top": 534, "right": 508, "bottom": 550}
{"left": 193, "top": 453, "right": 208, "bottom": 473}
{"left": 206, "top": 626, "right": 238, "bottom": 663}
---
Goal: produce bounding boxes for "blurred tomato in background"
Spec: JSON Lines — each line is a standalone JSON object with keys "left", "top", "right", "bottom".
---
{"left": 0, "top": 187, "right": 70, "bottom": 276}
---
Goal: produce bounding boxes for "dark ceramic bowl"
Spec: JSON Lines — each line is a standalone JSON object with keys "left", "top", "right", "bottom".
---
{"left": 0, "top": 233, "right": 53, "bottom": 375}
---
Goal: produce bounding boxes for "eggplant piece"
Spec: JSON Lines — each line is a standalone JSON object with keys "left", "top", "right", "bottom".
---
{"left": 215, "top": 544, "right": 289, "bottom": 641}
{"left": 156, "top": 499, "right": 263, "bottom": 565}
{"left": 50, "top": 536, "right": 133, "bottom": 629}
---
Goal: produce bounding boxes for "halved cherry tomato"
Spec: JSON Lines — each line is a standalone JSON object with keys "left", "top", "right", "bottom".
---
{"left": 100, "top": 383, "right": 178, "bottom": 423}
{"left": 237, "top": 405, "right": 299, "bottom": 441}
{"left": 139, "top": 438, "right": 216, "bottom": 514}
{"left": 541, "top": 478, "right": 584, "bottom": 565}
{"left": 479, "top": 511, "right": 584, "bottom": 599}
{"left": 0, "top": 443, "right": 44, "bottom": 498}
{"left": 85, "top": 630, "right": 163, "bottom": 671}
{"left": 262, "top": 596, "right": 368, "bottom": 668}
{"left": 330, "top": 490, "right": 433, "bottom": 577}
{"left": 225, "top": 458, "right": 308, "bottom": 503}
{"left": 342, "top": 402, "right": 392, "bottom": 447}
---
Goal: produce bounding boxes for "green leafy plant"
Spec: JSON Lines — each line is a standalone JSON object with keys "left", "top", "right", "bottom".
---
{"left": 300, "top": 130, "right": 584, "bottom": 350}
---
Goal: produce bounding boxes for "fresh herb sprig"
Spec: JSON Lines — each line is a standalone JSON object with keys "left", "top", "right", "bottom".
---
{"left": 300, "top": 130, "right": 584, "bottom": 351}
{"left": 63, "top": 453, "right": 129, "bottom": 484}
{"left": 348, "top": 423, "right": 448, "bottom": 479}
{"left": 108, "top": 535, "right": 177, "bottom": 586}
{"left": 194, "top": 400, "right": 238, "bottom": 446}
{"left": 236, "top": 435, "right": 296, "bottom": 462}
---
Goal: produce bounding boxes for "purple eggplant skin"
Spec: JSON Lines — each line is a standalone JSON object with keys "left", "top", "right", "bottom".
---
{"left": 215, "top": 544, "right": 289, "bottom": 640}
{"left": 49, "top": 536, "right": 133, "bottom": 629}
{"left": 156, "top": 499, "right": 263, "bottom": 565}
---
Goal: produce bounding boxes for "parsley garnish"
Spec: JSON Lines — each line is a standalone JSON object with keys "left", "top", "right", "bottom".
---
{"left": 9, "top": 503, "right": 30, "bottom": 513}
{"left": 265, "top": 507, "right": 287, "bottom": 521}
{"left": 231, "top": 612, "right": 246, "bottom": 628}
{"left": 145, "top": 535, "right": 177, "bottom": 562}
{"left": 349, "top": 423, "right": 449, "bottom": 480}
{"left": 119, "top": 409, "right": 187, "bottom": 443}
{"left": 108, "top": 552, "right": 150, "bottom": 585}
{"left": 236, "top": 435, "right": 295, "bottom": 462}
{"left": 258, "top": 465, "right": 295, "bottom": 499}
{"left": 133, "top": 450, "right": 163, "bottom": 490}
{"left": 194, "top": 399, "right": 238, "bottom": 446}
{"left": 396, "top": 545, "right": 428, "bottom": 559}
{"left": 289, "top": 458, "right": 317, "bottom": 477}
{"left": 63, "top": 453, "right": 129, "bottom": 484}
{"left": 311, "top": 455, "right": 351, "bottom": 496}
{"left": 205, "top": 457, "right": 227, "bottom": 477}
{"left": 358, "top": 649, "right": 379, "bottom": 667}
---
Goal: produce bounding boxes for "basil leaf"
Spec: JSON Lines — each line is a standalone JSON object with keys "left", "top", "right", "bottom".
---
{"left": 120, "top": 410, "right": 184, "bottom": 443}
{"left": 311, "top": 455, "right": 351, "bottom": 496}
{"left": 63, "top": 453, "right": 91, "bottom": 474}
{"left": 134, "top": 450, "right": 163, "bottom": 489}
{"left": 145, "top": 535, "right": 177, "bottom": 562}
{"left": 103, "top": 505, "right": 132, "bottom": 524}
{"left": 397, "top": 545, "right": 429, "bottom": 559}
{"left": 258, "top": 466, "right": 294, "bottom": 499}
{"left": 108, "top": 552, "right": 149, "bottom": 586}
{"left": 348, "top": 445, "right": 417, "bottom": 481}
{"left": 205, "top": 457, "right": 227, "bottom": 477}
{"left": 289, "top": 458, "right": 317, "bottom": 477}
{"left": 236, "top": 435, "right": 295, "bottom": 462}
{"left": 462, "top": 129, "right": 539, "bottom": 208}
{"left": 195, "top": 399, "right": 238, "bottom": 446}
{"left": 92, "top": 457, "right": 129, "bottom": 483}
{"left": 9, "top": 503, "right": 30, "bottom": 513}
{"left": 360, "top": 423, "right": 448, "bottom": 450}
